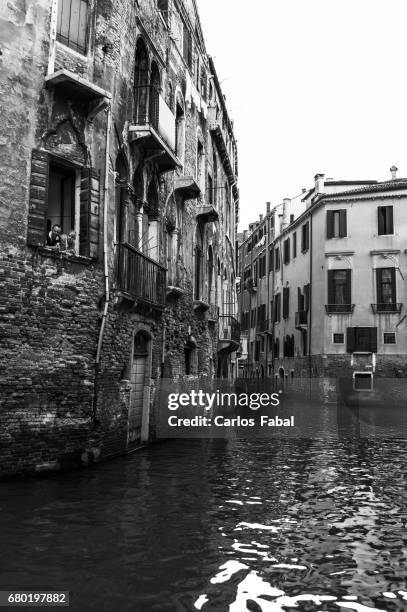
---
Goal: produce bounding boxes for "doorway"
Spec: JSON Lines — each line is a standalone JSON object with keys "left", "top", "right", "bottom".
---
{"left": 129, "top": 331, "right": 149, "bottom": 446}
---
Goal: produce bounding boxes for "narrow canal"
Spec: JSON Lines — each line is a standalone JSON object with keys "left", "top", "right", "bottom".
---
{"left": 1, "top": 436, "right": 407, "bottom": 611}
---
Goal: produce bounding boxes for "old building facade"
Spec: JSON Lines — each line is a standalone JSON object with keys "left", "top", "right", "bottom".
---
{"left": 238, "top": 169, "right": 407, "bottom": 389}
{"left": 0, "top": 0, "right": 239, "bottom": 476}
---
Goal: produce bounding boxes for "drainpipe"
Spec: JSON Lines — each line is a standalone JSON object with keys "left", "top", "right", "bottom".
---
{"left": 308, "top": 213, "right": 313, "bottom": 377}
{"left": 96, "top": 104, "right": 112, "bottom": 367}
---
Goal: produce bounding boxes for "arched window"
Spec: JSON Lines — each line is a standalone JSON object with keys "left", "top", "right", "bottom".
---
{"left": 207, "top": 245, "right": 214, "bottom": 303}
{"left": 115, "top": 151, "right": 129, "bottom": 245}
{"left": 145, "top": 181, "right": 159, "bottom": 261}
{"left": 149, "top": 61, "right": 160, "bottom": 128}
{"left": 175, "top": 91, "right": 185, "bottom": 164}
{"left": 134, "top": 39, "right": 149, "bottom": 125}
{"left": 194, "top": 225, "right": 203, "bottom": 300}
{"left": 213, "top": 153, "right": 218, "bottom": 206}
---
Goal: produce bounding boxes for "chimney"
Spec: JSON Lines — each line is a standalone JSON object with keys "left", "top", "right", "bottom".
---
{"left": 259, "top": 214, "right": 263, "bottom": 223}
{"left": 314, "top": 173, "right": 325, "bottom": 194}
{"left": 302, "top": 188, "right": 306, "bottom": 194}
{"left": 390, "top": 165, "right": 398, "bottom": 180}
{"left": 266, "top": 202, "right": 271, "bottom": 214}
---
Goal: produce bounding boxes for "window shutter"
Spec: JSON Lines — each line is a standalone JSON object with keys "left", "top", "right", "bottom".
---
{"left": 80, "top": 168, "right": 100, "bottom": 258}
{"left": 387, "top": 206, "right": 394, "bottom": 234}
{"left": 378, "top": 207, "right": 384, "bottom": 235}
{"left": 304, "top": 283, "right": 310, "bottom": 311}
{"left": 339, "top": 210, "right": 347, "bottom": 237}
{"left": 27, "top": 149, "right": 49, "bottom": 246}
{"left": 327, "top": 270, "right": 334, "bottom": 304}
{"left": 370, "top": 327, "right": 378, "bottom": 353}
{"left": 390, "top": 267, "right": 396, "bottom": 302}
{"left": 346, "top": 327, "right": 356, "bottom": 353}
{"left": 293, "top": 232, "right": 297, "bottom": 258}
{"left": 345, "top": 269, "right": 351, "bottom": 304}
{"left": 376, "top": 268, "right": 383, "bottom": 303}
{"left": 326, "top": 211, "right": 334, "bottom": 239}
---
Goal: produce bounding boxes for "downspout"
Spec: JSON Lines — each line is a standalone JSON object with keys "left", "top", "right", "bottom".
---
{"left": 308, "top": 214, "right": 313, "bottom": 377}
{"left": 93, "top": 104, "right": 112, "bottom": 420}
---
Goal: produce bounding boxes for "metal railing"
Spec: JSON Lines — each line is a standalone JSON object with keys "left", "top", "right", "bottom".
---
{"left": 325, "top": 304, "right": 355, "bottom": 314}
{"left": 219, "top": 315, "right": 240, "bottom": 345}
{"left": 371, "top": 302, "right": 402, "bottom": 314}
{"left": 117, "top": 243, "right": 166, "bottom": 308}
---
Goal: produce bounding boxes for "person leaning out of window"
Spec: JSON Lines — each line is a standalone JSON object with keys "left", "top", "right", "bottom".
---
{"left": 46, "top": 224, "right": 62, "bottom": 248}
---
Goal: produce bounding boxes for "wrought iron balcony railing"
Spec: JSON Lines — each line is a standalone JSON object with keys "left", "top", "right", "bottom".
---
{"left": 325, "top": 304, "right": 355, "bottom": 314}
{"left": 219, "top": 315, "right": 240, "bottom": 346}
{"left": 371, "top": 302, "right": 402, "bottom": 314}
{"left": 117, "top": 243, "right": 166, "bottom": 308}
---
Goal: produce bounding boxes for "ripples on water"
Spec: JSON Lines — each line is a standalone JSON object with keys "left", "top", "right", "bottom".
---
{"left": 0, "top": 438, "right": 407, "bottom": 611}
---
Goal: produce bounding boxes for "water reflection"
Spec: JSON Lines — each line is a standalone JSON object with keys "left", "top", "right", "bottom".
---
{"left": 0, "top": 437, "right": 406, "bottom": 610}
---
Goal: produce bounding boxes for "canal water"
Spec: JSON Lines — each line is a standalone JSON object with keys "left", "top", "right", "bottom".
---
{"left": 1, "top": 436, "right": 407, "bottom": 611}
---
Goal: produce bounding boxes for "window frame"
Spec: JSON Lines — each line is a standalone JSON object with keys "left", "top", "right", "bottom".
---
{"left": 56, "top": 0, "right": 90, "bottom": 56}
{"left": 383, "top": 331, "right": 396, "bottom": 345}
{"left": 377, "top": 205, "right": 394, "bottom": 236}
{"left": 353, "top": 372, "right": 374, "bottom": 392}
{"left": 333, "top": 332, "right": 345, "bottom": 344}
{"left": 327, "top": 209, "right": 347, "bottom": 239}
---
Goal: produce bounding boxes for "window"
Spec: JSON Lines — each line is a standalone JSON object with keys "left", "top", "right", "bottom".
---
{"left": 283, "top": 238, "right": 290, "bottom": 264}
{"left": 27, "top": 151, "right": 99, "bottom": 257}
{"left": 290, "top": 214, "right": 294, "bottom": 224}
{"left": 175, "top": 96, "right": 185, "bottom": 163}
{"left": 283, "top": 287, "right": 290, "bottom": 319}
{"left": 293, "top": 232, "right": 297, "bottom": 258}
{"left": 274, "top": 293, "right": 281, "bottom": 323}
{"left": 384, "top": 332, "right": 396, "bottom": 345}
{"left": 268, "top": 247, "right": 274, "bottom": 272}
{"left": 376, "top": 268, "right": 396, "bottom": 308}
{"left": 301, "top": 221, "right": 309, "bottom": 252}
{"left": 274, "top": 338, "right": 280, "bottom": 358}
{"left": 327, "top": 209, "right": 347, "bottom": 238}
{"left": 354, "top": 372, "right": 373, "bottom": 391}
{"left": 157, "top": 0, "right": 169, "bottom": 22}
{"left": 207, "top": 174, "right": 213, "bottom": 205}
{"left": 378, "top": 206, "right": 394, "bottom": 235}
{"left": 275, "top": 247, "right": 280, "bottom": 271}
{"left": 327, "top": 269, "right": 351, "bottom": 312}
{"left": 333, "top": 333, "right": 344, "bottom": 344}
{"left": 57, "top": 0, "right": 89, "bottom": 54}
{"left": 347, "top": 327, "right": 377, "bottom": 353}
{"left": 183, "top": 22, "right": 193, "bottom": 69}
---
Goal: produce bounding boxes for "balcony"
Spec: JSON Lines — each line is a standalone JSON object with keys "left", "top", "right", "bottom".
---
{"left": 174, "top": 176, "right": 201, "bottom": 199}
{"left": 218, "top": 315, "right": 241, "bottom": 353}
{"left": 45, "top": 69, "right": 111, "bottom": 119}
{"left": 295, "top": 310, "right": 308, "bottom": 328}
{"left": 371, "top": 303, "right": 402, "bottom": 314}
{"left": 208, "top": 107, "right": 236, "bottom": 186}
{"left": 256, "top": 319, "right": 267, "bottom": 333}
{"left": 325, "top": 304, "right": 355, "bottom": 314}
{"left": 196, "top": 204, "right": 219, "bottom": 223}
{"left": 116, "top": 243, "right": 166, "bottom": 312}
{"left": 129, "top": 86, "right": 181, "bottom": 173}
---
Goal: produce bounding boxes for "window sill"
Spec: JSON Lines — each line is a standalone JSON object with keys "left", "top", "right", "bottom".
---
{"left": 33, "top": 246, "right": 95, "bottom": 266}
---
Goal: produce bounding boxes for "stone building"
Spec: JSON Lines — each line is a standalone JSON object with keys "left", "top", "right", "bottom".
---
{"left": 0, "top": 0, "right": 239, "bottom": 476}
{"left": 238, "top": 169, "right": 407, "bottom": 389}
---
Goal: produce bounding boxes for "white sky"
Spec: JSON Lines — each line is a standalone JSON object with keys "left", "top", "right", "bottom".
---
{"left": 197, "top": 0, "right": 407, "bottom": 230}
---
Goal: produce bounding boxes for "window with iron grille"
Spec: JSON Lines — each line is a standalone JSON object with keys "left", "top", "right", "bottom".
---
{"left": 157, "top": 0, "right": 169, "bottom": 23}
{"left": 378, "top": 206, "right": 394, "bottom": 235}
{"left": 333, "top": 333, "right": 344, "bottom": 344}
{"left": 384, "top": 331, "right": 396, "bottom": 345}
{"left": 57, "top": 0, "right": 89, "bottom": 55}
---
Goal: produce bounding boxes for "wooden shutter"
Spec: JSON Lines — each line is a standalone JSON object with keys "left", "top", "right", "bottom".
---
{"left": 387, "top": 206, "right": 394, "bottom": 234}
{"left": 339, "top": 210, "right": 347, "bottom": 237}
{"left": 293, "top": 232, "right": 297, "bottom": 258}
{"left": 80, "top": 168, "right": 100, "bottom": 258}
{"left": 345, "top": 269, "right": 351, "bottom": 304}
{"left": 283, "top": 287, "right": 290, "bottom": 319}
{"left": 376, "top": 268, "right": 383, "bottom": 303}
{"left": 346, "top": 327, "right": 355, "bottom": 353}
{"left": 304, "top": 283, "right": 310, "bottom": 311}
{"left": 27, "top": 149, "right": 49, "bottom": 246}
{"left": 326, "top": 211, "right": 334, "bottom": 239}
{"left": 327, "top": 270, "right": 334, "bottom": 304}
{"left": 378, "top": 206, "right": 385, "bottom": 235}
{"left": 369, "top": 327, "right": 378, "bottom": 353}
